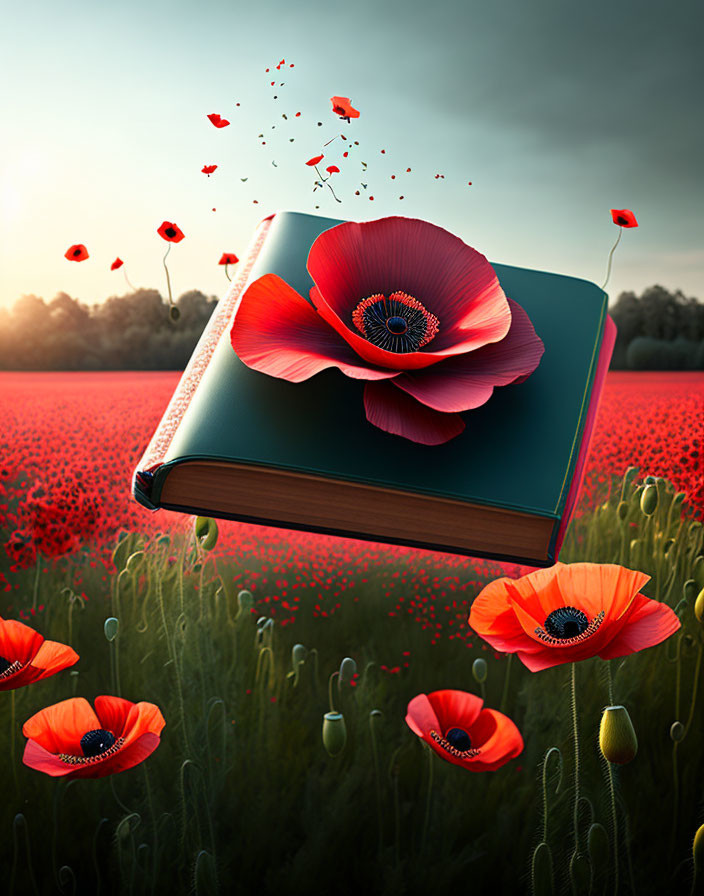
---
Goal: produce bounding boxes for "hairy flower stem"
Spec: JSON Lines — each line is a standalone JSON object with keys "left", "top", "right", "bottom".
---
{"left": 369, "top": 712, "right": 384, "bottom": 857}
{"left": 421, "top": 746, "right": 434, "bottom": 851}
{"left": 570, "top": 664, "right": 581, "bottom": 858}
{"left": 31, "top": 557, "right": 41, "bottom": 611}
{"left": 500, "top": 654, "right": 513, "bottom": 713}
{"left": 541, "top": 747, "right": 563, "bottom": 843}
{"left": 605, "top": 661, "right": 619, "bottom": 896}
{"left": 328, "top": 671, "right": 339, "bottom": 713}
{"left": 162, "top": 244, "right": 174, "bottom": 307}
{"left": 10, "top": 689, "right": 19, "bottom": 792}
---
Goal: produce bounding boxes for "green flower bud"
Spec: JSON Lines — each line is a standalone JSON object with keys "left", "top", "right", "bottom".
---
{"left": 644, "top": 475, "right": 657, "bottom": 486}
{"left": 588, "top": 822, "right": 610, "bottom": 871}
{"left": 617, "top": 501, "right": 629, "bottom": 521}
{"left": 692, "top": 555, "right": 704, "bottom": 585}
{"left": 194, "top": 516, "right": 218, "bottom": 551}
{"left": 530, "top": 842, "right": 554, "bottom": 896}
{"left": 292, "top": 644, "right": 307, "bottom": 667}
{"left": 695, "top": 588, "right": 704, "bottom": 625}
{"left": 169, "top": 305, "right": 180, "bottom": 322}
{"left": 670, "top": 721, "right": 685, "bottom": 742}
{"left": 684, "top": 579, "right": 698, "bottom": 602}
{"left": 472, "top": 657, "right": 488, "bottom": 684}
{"left": 156, "top": 534, "right": 170, "bottom": 548}
{"left": 663, "top": 539, "right": 675, "bottom": 555}
{"left": 339, "top": 657, "right": 357, "bottom": 684}
{"left": 694, "top": 824, "right": 704, "bottom": 872}
{"left": 673, "top": 492, "right": 686, "bottom": 506}
{"left": 104, "top": 617, "right": 119, "bottom": 642}
{"left": 322, "top": 712, "right": 347, "bottom": 757}
{"left": 640, "top": 484, "right": 658, "bottom": 516}
{"left": 599, "top": 705, "right": 638, "bottom": 765}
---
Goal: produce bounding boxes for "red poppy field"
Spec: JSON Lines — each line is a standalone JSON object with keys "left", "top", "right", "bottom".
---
{"left": 0, "top": 369, "right": 703, "bottom": 896}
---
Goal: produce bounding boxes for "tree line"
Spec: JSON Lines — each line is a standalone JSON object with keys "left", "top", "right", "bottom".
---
{"left": 0, "top": 284, "right": 702, "bottom": 371}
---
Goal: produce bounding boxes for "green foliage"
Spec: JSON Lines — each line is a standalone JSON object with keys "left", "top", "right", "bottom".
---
{"left": 0, "top": 471, "right": 702, "bottom": 894}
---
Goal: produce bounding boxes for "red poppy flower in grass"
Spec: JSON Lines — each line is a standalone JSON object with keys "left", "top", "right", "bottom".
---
{"left": 610, "top": 209, "right": 638, "bottom": 228}
{"left": 22, "top": 696, "right": 165, "bottom": 778}
{"left": 468, "top": 562, "right": 680, "bottom": 672}
{"left": 65, "top": 244, "right": 89, "bottom": 262}
{"left": 405, "top": 689, "right": 523, "bottom": 771}
{"left": 207, "top": 113, "right": 230, "bottom": 128}
{"left": 110, "top": 257, "right": 124, "bottom": 270}
{"left": 231, "top": 216, "right": 544, "bottom": 444}
{"left": 331, "top": 96, "right": 360, "bottom": 120}
{"left": 157, "top": 221, "right": 185, "bottom": 243}
{"left": 0, "top": 617, "right": 78, "bottom": 691}
{"left": 219, "top": 252, "right": 239, "bottom": 265}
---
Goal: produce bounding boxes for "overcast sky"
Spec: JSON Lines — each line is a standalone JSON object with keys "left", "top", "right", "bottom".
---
{"left": 1, "top": 0, "right": 702, "bottom": 311}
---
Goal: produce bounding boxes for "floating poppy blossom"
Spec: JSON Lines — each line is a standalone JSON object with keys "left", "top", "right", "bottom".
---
{"left": 306, "top": 154, "right": 324, "bottom": 166}
{"left": 202, "top": 165, "right": 218, "bottom": 176}
{"left": 219, "top": 253, "right": 239, "bottom": 266}
{"left": 22, "top": 695, "right": 165, "bottom": 779}
{"left": 326, "top": 165, "right": 340, "bottom": 174}
{"left": 330, "top": 96, "right": 360, "bottom": 120}
{"left": 65, "top": 245, "right": 88, "bottom": 262}
{"left": 610, "top": 209, "right": 638, "bottom": 228}
{"left": 157, "top": 221, "right": 185, "bottom": 244}
{"left": 468, "top": 562, "right": 680, "bottom": 672}
{"left": 0, "top": 617, "right": 78, "bottom": 691}
{"left": 207, "top": 113, "right": 230, "bottom": 128}
{"left": 405, "top": 689, "right": 523, "bottom": 772}
{"left": 231, "top": 216, "right": 544, "bottom": 444}
{"left": 110, "top": 257, "right": 124, "bottom": 271}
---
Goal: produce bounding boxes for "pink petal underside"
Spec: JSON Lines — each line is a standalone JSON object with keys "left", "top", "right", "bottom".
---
{"left": 393, "top": 299, "right": 544, "bottom": 412}
{"left": 405, "top": 694, "right": 441, "bottom": 739}
{"left": 23, "top": 739, "right": 75, "bottom": 777}
{"left": 363, "top": 380, "right": 465, "bottom": 445}
{"left": 598, "top": 594, "right": 681, "bottom": 660}
{"left": 306, "top": 217, "right": 512, "bottom": 365}
{"left": 231, "top": 274, "right": 399, "bottom": 383}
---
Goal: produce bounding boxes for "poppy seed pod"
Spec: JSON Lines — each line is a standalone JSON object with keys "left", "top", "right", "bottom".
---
{"left": 339, "top": 657, "right": 357, "bottom": 684}
{"left": 322, "top": 712, "right": 347, "bottom": 756}
{"left": 194, "top": 516, "right": 218, "bottom": 551}
{"left": 237, "top": 590, "right": 254, "bottom": 613}
{"left": 599, "top": 705, "right": 638, "bottom": 764}
{"left": 472, "top": 657, "right": 488, "bottom": 684}
{"left": 104, "top": 617, "right": 119, "bottom": 642}
{"left": 617, "top": 501, "right": 629, "bottom": 521}
{"left": 695, "top": 588, "right": 704, "bottom": 625}
{"left": 292, "top": 644, "right": 306, "bottom": 667}
{"left": 169, "top": 305, "right": 180, "bottom": 322}
{"left": 684, "top": 580, "right": 698, "bottom": 603}
{"left": 670, "top": 721, "right": 685, "bottom": 742}
{"left": 640, "top": 485, "right": 658, "bottom": 516}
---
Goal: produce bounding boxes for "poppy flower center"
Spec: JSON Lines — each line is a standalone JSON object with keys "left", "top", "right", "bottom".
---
{"left": 81, "top": 728, "right": 117, "bottom": 757}
{"left": 445, "top": 727, "right": 473, "bottom": 751}
{"left": 352, "top": 291, "right": 439, "bottom": 353}
{"left": 543, "top": 606, "right": 589, "bottom": 639}
{"left": 165, "top": 227, "right": 177, "bottom": 239}
{"left": 0, "top": 655, "right": 11, "bottom": 674}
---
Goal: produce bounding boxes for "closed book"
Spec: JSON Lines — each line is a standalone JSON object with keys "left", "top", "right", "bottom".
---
{"left": 133, "top": 210, "right": 615, "bottom": 566}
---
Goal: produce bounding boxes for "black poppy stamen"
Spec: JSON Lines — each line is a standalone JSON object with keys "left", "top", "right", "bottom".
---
{"left": 58, "top": 728, "right": 125, "bottom": 765}
{"left": 534, "top": 609, "right": 606, "bottom": 646}
{"left": 165, "top": 227, "right": 177, "bottom": 239}
{"left": 430, "top": 729, "right": 480, "bottom": 759}
{"left": 352, "top": 291, "right": 439, "bottom": 353}
{"left": 80, "top": 728, "right": 117, "bottom": 757}
{"left": 0, "top": 656, "right": 22, "bottom": 679}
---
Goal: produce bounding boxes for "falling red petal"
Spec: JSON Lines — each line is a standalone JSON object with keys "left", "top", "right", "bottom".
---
{"left": 306, "top": 154, "right": 324, "bottom": 166}
{"left": 207, "top": 113, "right": 230, "bottom": 128}
{"left": 110, "top": 258, "right": 124, "bottom": 271}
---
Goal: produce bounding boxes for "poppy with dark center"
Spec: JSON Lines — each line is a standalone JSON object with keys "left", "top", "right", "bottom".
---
{"left": 219, "top": 252, "right": 239, "bottom": 282}
{"left": 610, "top": 209, "right": 638, "bottom": 228}
{"left": 0, "top": 617, "right": 78, "bottom": 691}
{"left": 330, "top": 96, "right": 360, "bottom": 121}
{"left": 22, "top": 695, "right": 165, "bottom": 778}
{"left": 202, "top": 164, "right": 218, "bottom": 176}
{"left": 207, "top": 113, "right": 230, "bottom": 128}
{"left": 405, "top": 689, "right": 523, "bottom": 771}
{"left": 64, "top": 244, "right": 89, "bottom": 262}
{"left": 157, "top": 221, "right": 185, "bottom": 243}
{"left": 231, "top": 216, "right": 544, "bottom": 444}
{"left": 306, "top": 154, "right": 324, "bottom": 166}
{"left": 468, "top": 562, "right": 680, "bottom": 672}
{"left": 110, "top": 257, "right": 124, "bottom": 270}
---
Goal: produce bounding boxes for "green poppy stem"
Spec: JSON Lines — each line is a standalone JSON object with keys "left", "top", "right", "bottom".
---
{"left": 224, "top": 265, "right": 231, "bottom": 282}
{"left": 162, "top": 243, "right": 173, "bottom": 306}
{"left": 601, "top": 227, "right": 623, "bottom": 292}
{"left": 421, "top": 745, "right": 434, "bottom": 850}
{"left": 571, "top": 663, "right": 581, "bottom": 855}
{"left": 500, "top": 653, "right": 513, "bottom": 713}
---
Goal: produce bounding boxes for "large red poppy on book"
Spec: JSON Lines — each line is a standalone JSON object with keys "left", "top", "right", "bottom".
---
{"left": 231, "top": 216, "right": 544, "bottom": 445}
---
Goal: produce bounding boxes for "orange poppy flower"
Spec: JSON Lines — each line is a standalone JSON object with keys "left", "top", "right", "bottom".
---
{"left": 330, "top": 96, "right": 360, "bottom": 120}
{"left": 405, "top": 689, "right": 523, "bottom": 772}
{"left": 22, "top": 696, "right": 165, "bottom": 778}
{"left": 64, "top": 244, "right": 89, "bottom": 262}
{"left": 0, "top": 617, "right": 78, "bottom": 691}
{"left": 157, "top": 221, "right": 185, "bottom": 243}
{"left": 610, "top": 209, "right": 638, "bottom": 228}
{"left": 468, "top": 562, "right": 679, "bottom": 672}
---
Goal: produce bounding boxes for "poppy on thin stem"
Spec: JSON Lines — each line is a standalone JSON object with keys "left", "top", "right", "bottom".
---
{"left": 111, "top": 257, "right": 136, "bottom": 292}
{"left": 219, "top": 252, "right": 239, "bottom": 282}
{"left": 157, "top": 221, "right": 185, "bottom": 321}
{"left": 65, "top": 244, "right": 89, "bottom": 262}
{"left": 602, "top": 208, "right": 638, "bottom": 291}
{"left": 330, "top": 96, "right": 360, "bottom": 121}
{"left": 202, "top": 164, "right": 218, "bottom": 176}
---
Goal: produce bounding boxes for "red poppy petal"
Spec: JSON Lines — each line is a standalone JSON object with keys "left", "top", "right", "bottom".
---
{"left": 598, "top": 594, "right": 680, "bottom": 660}
{"left": 307, "top": 217, "right": 511, "bottom": 368}
{"left": 363, "top": 380, "right": 465, "bottom": 445}
{"left": 22, "top": 739, "right": 75, "bottom": 777}
{"left": 110, "top": 257, "right": 123, "bottom": 270}
{"left": 94, "top": 695, "right": 136, "bottom": 737}
{"left": 232, "top": 274, "right": 399, "bottom": 383}
{"left": 306, "top": 155, "right": 324, "bottom": 166}
{"left": 610, "top": 209, "right": 638, "bottom": 228}
{"left": 405, "top": 693, "right": 441, "bottom": 739}
{"left": 393, "top": 299, "right": 544, "bottom": 412}
{"left": 96, "top": 732, "right": 162, "bottom": 776}
{"left": 27, "top": 639, "right": 79, "bottom": 680}
{"left": 22, "top": 698, "right": 100, "bottom": 755}
{"left": 0, "top": 617, "right": 44, "bottom": 664}
{"left": 427, "top": 689, "right": 483, "bottom": 732}
{"left": 469, "top": 709, "right": 523, "bottom": 770}
{"left": 121, "top": 702, "right": 166, "bottom": 748}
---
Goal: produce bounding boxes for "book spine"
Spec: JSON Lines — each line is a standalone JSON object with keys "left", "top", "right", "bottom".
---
{"left": 132, "top": 214, "right": 275, "bottom": 508}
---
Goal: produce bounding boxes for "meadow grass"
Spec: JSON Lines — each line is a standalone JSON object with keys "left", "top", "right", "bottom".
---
{"left": 1, "top": 470, "right": 703, "bottom": 895}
